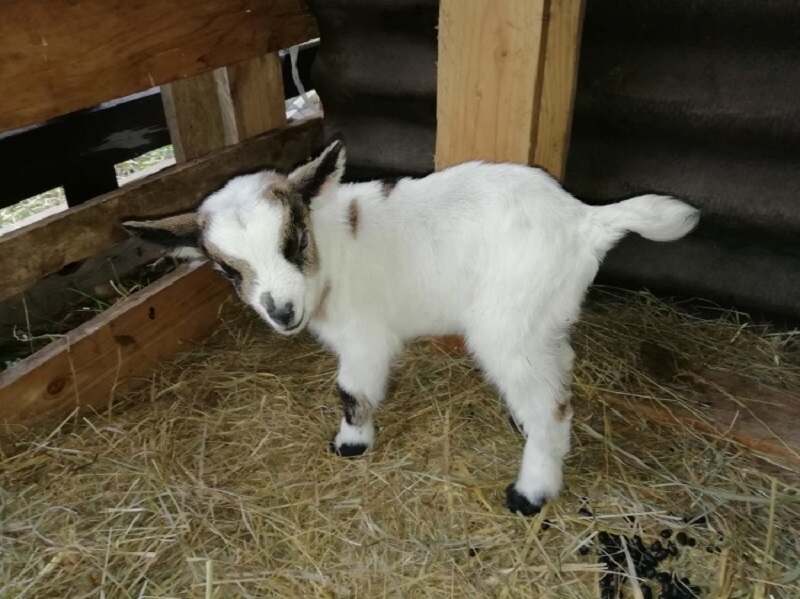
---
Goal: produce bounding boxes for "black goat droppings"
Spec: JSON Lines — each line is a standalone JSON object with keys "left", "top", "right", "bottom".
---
{"left": 651, "top": 540, "right": 663, "bottom": 552}
{"left": 654, "top": 548, "right": 670, "bottom": 562}
{"left": 578, "top": 506, "right": 593, "bottom": 517}
{"left": 540, "top": 519, "right": 552, "bottom": 531}
{"left": 687, "top": 537, "right": 696, "bottom": 547}
{"left": 468, "top": 546, "right": 480, "bottom": 557}
{"left": 660, "top": 528, "right": 673, "bottom": 539}
{"left": 675, "top": 531, "right": 688, "bottom": 546}
{"left": 668, "top": 541, "right": 679, "bottom": 556}
{"left": 578, "top": 544, "right": 591, "bottom": 556}
{"left": 641, "top": 564, "right": 656, "bottom": 579}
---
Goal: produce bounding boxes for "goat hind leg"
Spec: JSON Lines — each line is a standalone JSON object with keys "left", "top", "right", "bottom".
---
{"left": 471, "top": 333, "right": 574, "bottom": 515}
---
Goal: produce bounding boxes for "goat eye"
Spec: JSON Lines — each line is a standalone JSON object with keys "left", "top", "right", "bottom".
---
{"left": 298, "top": 229, "right": 309, "bottom": 250}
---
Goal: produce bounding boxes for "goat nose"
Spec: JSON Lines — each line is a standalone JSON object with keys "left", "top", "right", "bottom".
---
{"left": 262, "top": 293, "right": 295, "bottom": 327}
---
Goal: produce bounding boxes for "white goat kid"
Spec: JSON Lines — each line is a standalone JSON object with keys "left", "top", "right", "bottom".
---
{"left": 124, "top": 141, "right": 699, "bottom": 515}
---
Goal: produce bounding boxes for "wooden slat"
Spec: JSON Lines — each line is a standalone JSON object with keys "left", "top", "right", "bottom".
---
{"left": 0, "top": 0, "right": 317, "bottom": 131}
{"left": 533, "top": 0, "right": 586, "bottom": 179}
{"left": 161, "top": 74, "right": 231, "bottom": 163}
{"left": 0, "top": 118, "right": 323, "bottom": 301}
{"left": 227, "top": 54, "right": 289, "bottom": 145}
{"left": 163, "top": 53, "right": 287, "bottom": 162}
{"left": 435, "top": 0, "right": 550, "bottom": 168}
{"left": 0, "top": 262, "right": 231, "bottom": 429}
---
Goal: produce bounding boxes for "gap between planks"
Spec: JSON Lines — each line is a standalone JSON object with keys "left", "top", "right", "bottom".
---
{"left": 0, "top": 262, "right": 230, "bottom": 431}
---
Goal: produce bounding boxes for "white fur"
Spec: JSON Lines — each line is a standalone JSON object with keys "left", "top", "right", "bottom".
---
{"left": 189, "top": 152, "right": 699, "bottom": 510}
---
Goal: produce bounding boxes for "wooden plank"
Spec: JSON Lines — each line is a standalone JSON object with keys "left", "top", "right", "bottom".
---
{"left": 533, "top": 0, "right": 586, "bottom": 180}
{"left": 0, "top": 118, "right": 323, "bottom": 301}
{"left": 0, "top": 262, "right": 231, "bottom": 429}
{"left": 163, "top": 53, "right": 287, "bottom": 162}
{"left": 0, "top": 0, "right": 317, "bottom": 132}
{"left": 227, "top": 54, "right": 288, "bottom": 144}
{"left": 161, "top": 74, "right": 230, "bottom": 163}
{"left": 435, "top": 0, "right": 550, "bottom": 169}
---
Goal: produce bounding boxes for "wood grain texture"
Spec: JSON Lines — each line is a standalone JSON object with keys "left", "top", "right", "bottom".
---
{"left": 161, "top": 73, "right": 231, "bottom": 163}
{"left": 435, "top": 0, "right": 550, "bottom": 168}
{"left": 0, "top": 119, "right": 322, "bottom": 301}
{"left": 0, "top": 0, "right": 316, "bottom": 131}
{"left": 533, "top": 0, "right": 586, "bottom": 180}
{"left": 227, "top": 53, "right": 288, "bottom": 143}
{"left": 163, "top": 53, "right": 288, "bottom": 161}
{"left": 0, "top": 263, "right": 231, "bottom": 429}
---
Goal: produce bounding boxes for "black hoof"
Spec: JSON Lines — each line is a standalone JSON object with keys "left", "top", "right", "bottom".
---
{"left": 505, "top": 484, "right": 545, "bottom": 516}
{"left": 329, "top": 440, "right": 368, "bottom": 458}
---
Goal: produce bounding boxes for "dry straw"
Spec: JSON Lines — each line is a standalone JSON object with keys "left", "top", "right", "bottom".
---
{"left": 2, "top": 288, "right": 799, "bottom": 597}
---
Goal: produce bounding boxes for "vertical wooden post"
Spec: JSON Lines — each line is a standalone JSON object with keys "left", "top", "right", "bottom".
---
{"left": 436, "top": 0, "right": 550, "bottom": 169}
{"left": 533, "top": 0, "right": 586, "bottom": 180}
{"left": 436, "top": 0, "right": 584, "bottom": 178}
{"left": 162, "top": 53, "right": 287, "bottom": 161}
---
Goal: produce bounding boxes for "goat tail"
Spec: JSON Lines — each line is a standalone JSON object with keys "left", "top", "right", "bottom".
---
{"left": 589, "top": 194, "right": 699, "bottom": 251}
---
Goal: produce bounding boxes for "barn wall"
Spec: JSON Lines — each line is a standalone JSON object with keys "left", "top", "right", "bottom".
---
{"left": 566, "top": 0, "right": 800, "bottom": 316}
{"left": 308, "top": 0, "right": 800, "bottom": 318}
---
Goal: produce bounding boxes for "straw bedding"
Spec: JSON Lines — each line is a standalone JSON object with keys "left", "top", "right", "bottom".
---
{"left": 1, "top": 288, "right": 799, "bottom": 598}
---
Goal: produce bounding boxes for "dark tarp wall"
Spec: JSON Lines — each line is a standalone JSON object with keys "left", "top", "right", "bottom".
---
{"left": 567, "top": 0, "right": 800, "bottom": 318}
{"left": 307, "top": 0, "right": 438, "bottom": 181}
{"left": 307, "top": 0, "right": 800, "bottom": 319}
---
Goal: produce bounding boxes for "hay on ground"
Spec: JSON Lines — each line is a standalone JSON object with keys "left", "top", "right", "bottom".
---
{"left": 1, "top": 288, "right": 799, "bottom": 598}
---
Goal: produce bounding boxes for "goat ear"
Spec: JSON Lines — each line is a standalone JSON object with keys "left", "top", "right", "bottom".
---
{"left": 121, "top": 212, "right": 201, "bottom": 250}
{"left": 287, "top": 138, "right": 346, "bottom": 204}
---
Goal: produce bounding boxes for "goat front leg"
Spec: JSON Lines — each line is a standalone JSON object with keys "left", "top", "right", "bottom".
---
{"left": 329, "top": 335, "right": 397, "bottom": 457}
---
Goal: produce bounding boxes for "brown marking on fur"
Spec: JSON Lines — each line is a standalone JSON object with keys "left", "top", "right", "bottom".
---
{"left": 381, "top": 179, "right": 396, "bottom": 198}
{"left": 203, "top": 240, "right": 257, "bottom": 296}
{"left": 337, "top": 385, "right": 372, "bottom": 427}
{"left": 348, "top": 199, "right": 359, "bottom": 237}
{"left": 312, "top": 280, "right": 332, "bottom": 321}
{"left": 555, "top": 399, "right": 573, "bottom": 422}
{"left": 271, "top": 184, "right": 319, "bottom": 273}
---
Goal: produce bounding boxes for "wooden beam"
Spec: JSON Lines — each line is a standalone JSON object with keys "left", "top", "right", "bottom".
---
{"left": 435, "top": 0, "right": 585, "bottom": 176}
{"left": 435, "top": 0, "right": 550, "bottom": 169}
{"left": 0, "top": 119, "right": 323, "bottom": 301}
{"left": 163, "top": 53, "right": 287, "bottom": 162}
{"left": 226, "top": 54, "right": 289, "bottom": 146}
{"left": 533, "top": 0, "right": 586, "bottom": 180}
{"left": 0, "top": 0, "right": 317, "bottom": 131}
{"left": 0, "top": 262, "right": 231, "bottom": 429}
